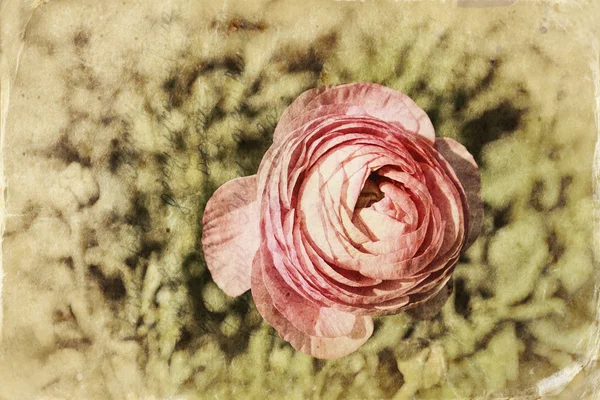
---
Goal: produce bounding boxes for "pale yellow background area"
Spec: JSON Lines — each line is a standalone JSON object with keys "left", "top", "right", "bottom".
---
{"left": 0, "top": 0, "right": 599, "bottom": 399}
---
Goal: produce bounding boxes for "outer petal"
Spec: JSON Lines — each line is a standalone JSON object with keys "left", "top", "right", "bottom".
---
{"left": 273, "top": 86, "right": 329, "bottom": 141}
{"left": 406, "top": 279, "right": 453, "bottom": 320}
{"left": 251, "top": 252, "right": 374, "bottom": 359}
{"left": 201, "top": 176, "right": 260, "bottom": 297}
{"left": 260, "top": 243, "right": 359, "bottom": 338}
{"left": 435, "top": 138, "right": 484, "bottom": 249}
{"left": 274, "top": 82, "right": 435, "bottom": 144}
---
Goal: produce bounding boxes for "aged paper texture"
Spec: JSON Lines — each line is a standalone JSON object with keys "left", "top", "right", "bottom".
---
{"left": 0, "top": 0, "right": 599, "bottom": 398}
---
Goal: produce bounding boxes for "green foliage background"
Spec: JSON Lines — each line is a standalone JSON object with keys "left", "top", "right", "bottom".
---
{"left": 1, "top": 1, "right": 598, "bottom": 399}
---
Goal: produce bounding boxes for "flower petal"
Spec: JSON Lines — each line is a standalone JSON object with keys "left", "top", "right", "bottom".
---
{"left": 274, "top": 83, "right": 435, "bottom": 144}
{"left": 260, "top": 242, "right": 359, "bottom": 338}
{"left": 273, "top": 86, "right": 329, "bottom": 142}
{"left": 251, "top": 252, "right": 374, "bottom": 359}
{"left": 201, "top": 175, "right": 260, "bottom": 297}
{"left": 405, "top": 279, "right": 453, "bottom": 320}
{"left": 435, "top": 138, "right": 483, "bottom": 249}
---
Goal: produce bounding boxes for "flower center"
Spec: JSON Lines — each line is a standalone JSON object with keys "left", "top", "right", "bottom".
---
{"left": 355, "top": 172, "right": 385, "bottom": 209}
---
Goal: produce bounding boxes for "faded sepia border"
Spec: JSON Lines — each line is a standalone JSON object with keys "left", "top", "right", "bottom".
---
{"left": 0, "top": 0, "right": 598, "bottom": 398}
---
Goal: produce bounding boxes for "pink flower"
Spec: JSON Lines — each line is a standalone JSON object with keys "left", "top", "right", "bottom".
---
{"left": 202, "top": 82, "right": 483, "bottom": 359}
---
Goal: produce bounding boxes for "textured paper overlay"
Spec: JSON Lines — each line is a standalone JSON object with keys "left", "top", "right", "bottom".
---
{"left": 0, "top": 0, "right": 599, "bottom": 399}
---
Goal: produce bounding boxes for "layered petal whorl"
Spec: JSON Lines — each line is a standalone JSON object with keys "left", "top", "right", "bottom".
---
{"left": 202, "top": 82, "right": 483, "bottom": 359}
{"left": 255, "top": 109, "right": 469, "bottom": 319}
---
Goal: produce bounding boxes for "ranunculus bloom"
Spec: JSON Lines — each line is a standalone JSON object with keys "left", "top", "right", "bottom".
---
{"left": 202, "top": 82, "right": 483, "bottom": 359}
